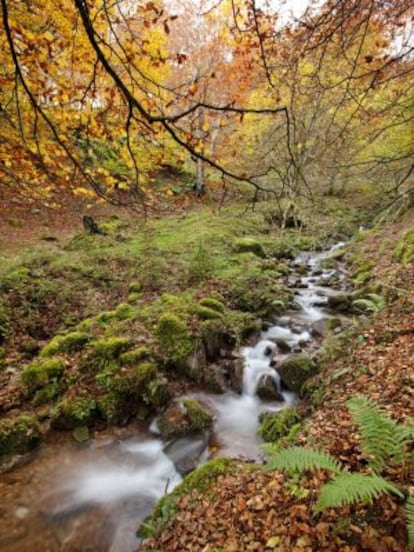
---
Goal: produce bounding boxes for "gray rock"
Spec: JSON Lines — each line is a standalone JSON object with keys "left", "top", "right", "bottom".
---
{"left": 256, "top": 374, "right": 283, "bottom": 401}
{"left": 311, "top": 317, "right": 342, "bottom": 337}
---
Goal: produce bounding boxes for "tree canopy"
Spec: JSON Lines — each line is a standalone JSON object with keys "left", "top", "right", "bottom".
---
{"left": 1, "top": 0, "right": 413, "bottom": 212}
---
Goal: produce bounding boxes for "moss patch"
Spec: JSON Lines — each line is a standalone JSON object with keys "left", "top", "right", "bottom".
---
{"left": 0, "top": 414, "right": 42, "bottom": 460}
{"left": 22, "top": 357, "right": 65, "bottom": 393}
{"left": 258, "top": 407, "right": 302, "bottom": 443}
{"left": 156, "top": 313, "right": 193, "bottom": 367}
{"left": 51, "top": 396, "right": 97, "bottom": 430}
{"left": 40, "top": 331, "right": 90, "bottom": 357}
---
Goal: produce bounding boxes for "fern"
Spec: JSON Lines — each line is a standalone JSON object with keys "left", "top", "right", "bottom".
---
{"left": 407, "top": 497, "right": 414, "bottom": 551}
{"left": 316, "top": 473, "right": 403, "bottom": 513}
{"left": 265, "top": 446, "right": 343, "bottom": 475}
{"left": 347, "top": 397, "right": 413, "bottom": 472}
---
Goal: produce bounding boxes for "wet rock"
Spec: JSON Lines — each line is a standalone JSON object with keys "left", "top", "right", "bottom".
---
{"left": 311, "top": 317, "right": 342, "bottom": 337}
{"left": 327, "top": 292, "right": 353, "bottom": 313}
{"left": 163, "top": 434, "right": 208, "bottom": 475}
{"left": 227, "top": 358, "right": 245, "bottom": 394}
{"left": 0, "top": 415, "right": 42, "bottom": 462}
{"left": 203, "top": 364, "right": 227, "bottom": 394}
{"left": 277, "top": 353, "right": 318, "bottom": 394}
{"left": 256, "top": 374, "right": 283, "bottom": 402}
{"left": 312, "top": 268, "right": 323, "bottom": 276}
{"left": 157, "top": 398, "right": 213, "bottom": 440}
{"left": 185, "top": 347, "right": 207, "bottom": 381}
{"left": 273, "top": 338, "right": 292, "bottom": 354}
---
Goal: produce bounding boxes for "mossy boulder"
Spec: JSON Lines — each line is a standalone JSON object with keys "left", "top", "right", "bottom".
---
{"left": 22, "top": 357, "right": 65, "bottom": 393}
{"left": 233, "top": 237, "right": 266, "bottom": 258}
{"left": 277, "top": 353, "right": 318, "bottom": 394}
{"left": 327, "top": 292, "right": 353, "bottom": 313}
{"left": 156, "top": 313, "right": 193, "bottom": 367}
{"left": 311, "top": 316, "right": 342, "bottom": 337}
{"left": 51, "top": 396, "right": 97, "bottom": 430}
{"left": 0, "top": 415, "right": 42, "bottom": 460}
{"left": 91, "top": 337, "right": 132, "bottom": 360}
{"left": 157, "top": 398, "right": 213, "bottom": 440}
{"left": 40, "top": 331, "right": 90, "bottom": 357}
{"left": 114, "top": 302, "right": 136, "bottom": 320}
{"left": 191, "top": 305, "right": 223, "bottom": 321}
{"left": 258, "top": 407, "right": 302, "bottom": 443}
{"left": 198, "top": 297, "right": 225, "bottom": 313}
{"left": 120, "top": 347, "right": 150, "bottom": 366}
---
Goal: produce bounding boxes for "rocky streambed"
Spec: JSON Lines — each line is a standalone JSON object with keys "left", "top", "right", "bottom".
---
{"left": 0, "top": 242, "right": 353, "bottom": 552}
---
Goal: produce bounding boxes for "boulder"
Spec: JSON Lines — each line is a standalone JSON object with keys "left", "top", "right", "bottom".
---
{"left": 157, "top": 398, "right": 213, "bottom": 440}
{"left": 256, "top": 374, "right": 283, "bottom": 401}
{"left": 203, "top": 364, "right": 227, "bottom": 394}
{"left": 227, "top": 357, "right": 245, "bottom": 394}
{"left": 327, "top": 292, "right": 353, "bottom": 313}
{"left": 277, "top": 353, "right": 318, "bottom": 394}
{"left": 273, "top": 338, "right": 292, "bottom": 354}
{"left": 311, "top": 317, "right": 342, "bottom": 337}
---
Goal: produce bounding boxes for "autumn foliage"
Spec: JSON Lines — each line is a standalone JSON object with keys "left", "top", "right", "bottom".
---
{"left": 0, "top": 0, "right": 413, "bottom": 209}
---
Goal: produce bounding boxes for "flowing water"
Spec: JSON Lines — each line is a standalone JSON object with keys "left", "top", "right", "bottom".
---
{"left": 0, "top": 243, "right": 346, "bottom": 552}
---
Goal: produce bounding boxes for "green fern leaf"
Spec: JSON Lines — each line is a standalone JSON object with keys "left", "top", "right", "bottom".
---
{"left": 407, "top": 496, "right": 414, "bottom": 551}
{"left": 347, "top": 397, "right": 412, "bottom": 472}
{"left": 265, "top": 446, "right": 343, "bottom": 475}
{"left": 316, "top": 473, "right": 403, "bottom": 513}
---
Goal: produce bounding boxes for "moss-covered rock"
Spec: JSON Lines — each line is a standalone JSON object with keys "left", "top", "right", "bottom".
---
{"left": 233, "top": 237, "right": 266, "bottom": 258}
{"left": 40, "top": 331, "right": 90, "bottom": 357}
{"left": 114, "top": 302, "right": 136, "bottom": 320}
{"left": 22, "top": 357, "right": 65, "bottom": 392}
{"left": 157, "top": 398, "right": 213, "bottom": 440}
{"left": 91, "top": 337, "right": 132, "bottom": 360}
{"left": 0, "top": 415, "right": 42, "bottom": 460}
{"left": 191, "top": 305, "right": 223, "bottom": 321}
{"left": 156, "top": 313, "right": 193, "bottom": 367}
{"left": 51, "top": 396, "right": 97, "bottom": 430}
{"left": 258, "top": 407, "right": 302, "bottom": 443}
{"left": 120, "top": 346, "right": 150, "bottom": 366}
{"left": 277, "top": 354, "right": 318, "bottom": 394}
{"left": 198, "top": 297, "right": 225, "bottom": 313}
{"left": 33, "top": 381, "right": 63, "bottom": 405}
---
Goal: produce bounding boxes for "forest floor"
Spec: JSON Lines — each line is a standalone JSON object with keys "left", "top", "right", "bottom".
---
{"left": 0, "top": 194, "right": 413, "bottom": 552}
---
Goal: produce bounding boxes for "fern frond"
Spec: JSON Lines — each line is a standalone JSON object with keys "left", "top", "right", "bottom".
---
{"left": 407, "top": 496, "right": 414, "bottom": 551}
{"left": 316, "top": 473, "right": 403, "bottom": 513}
{"left": 265, "top": 446, "right": 343, "bottom": 475}
{"left": 347, "top": 396, "right": 412, "bottom": 473}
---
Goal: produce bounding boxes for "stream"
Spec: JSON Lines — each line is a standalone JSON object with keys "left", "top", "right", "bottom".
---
{"left": 0, "top": 243, "right": 346, "bottom": 552}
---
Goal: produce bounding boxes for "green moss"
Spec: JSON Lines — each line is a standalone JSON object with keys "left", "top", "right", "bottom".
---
{"left": 120, "top": 346, "right": 150, "bottom": 365}
{"left": 33, "top": 381, "right": 63, "bottom": 405}
{"left": 51, "top": 396, "right": 97, "bottom": 430}
{"left": 191, "top": 305, "right": 223, "bottom": 320}
{"left": 22, "top": 357, "right": 65, "bottom": 392}
{"left": 233, "top": 237, "right": 266, "bottom": 258}
{"left": 114, "top": 302, "right": 136, "bottom": 320}
{"left": 127, "top": 292, "right": 141, "bottom": 303}
{"left": 40, "top": 331, "right": 91, "bottom": 357}
{"left": 139, "top": 458, "right": 235, "bottom": 539}
{"left": 129, "top": 281, "right": 142, "bottom": 293}
{"left": 0, "top": 414, "right": 42, "bottom": 460}
{"left": 91, "top": 337, "right": 132, "bottom": 360}
{"left": 97, "top": 393, "right": 127, "bottom": 424}
{"left": 156, "top": 313, "right": 193, "bottom": 367}
{"left": 182, "top": 398, "right": 213, "bottom": 432}
{"left": 278, "top": 354, "right": 318, "bottom": 394}
{"left": 0, "top": 302, "right": 10, "bottom": 344}
{"left": 198, "top": 297, "right": 225, "bottom": 313}
{"left": 258, "top": 408, "right": 302, "bottom": 443}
